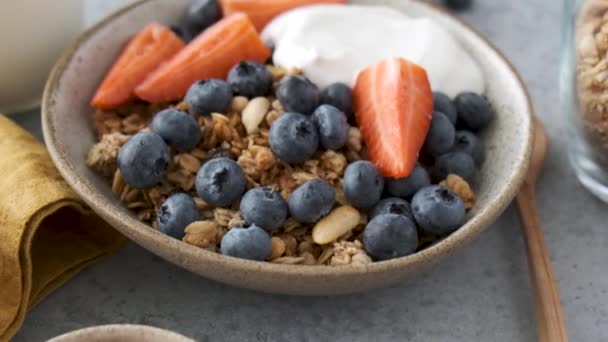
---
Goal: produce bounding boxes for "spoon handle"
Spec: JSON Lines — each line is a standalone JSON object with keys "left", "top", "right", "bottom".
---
{"left": 516, "top": 186, "right": 568, "bottom": 342}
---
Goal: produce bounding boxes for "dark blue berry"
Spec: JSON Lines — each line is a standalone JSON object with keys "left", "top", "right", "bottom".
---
{"left": 240, "top": 188, "right": 288, "bottom": 231}
{"left": 276, "top": 75, "right": 320, "bottom": 115}
{"left": 312, "top": 104, "right": 350, "bottom": 150}
{"left": 184, "top": 0, "right": 221, "bottom": 33}
{"left": 386, "top": 164, "right": 431, "bottom": 199}
{"left": 117, "top": 132, "right": 170, "bottom": 189}
{"left": 150, "top": 108, "right": 201, "bottom": 151}
{"left": 321, "top": 82, "right": 354, "bottom": 122}
{"left": 343, "top": 161, "right": 384, "bottom": 209}
{"left": 433, "top": 91, "right": 457, "bottom": 124}
{"left": 370, "top": 198, "right": 413, "bottom": 221}
{"left": 157, "top": 193, "right": 199, "bottom": 239}
{"left": 221, "top": 225, "right": 271, "bottom": 261}
{"left": 186, "top": 79, "right": 233, "bottom": 116}
{"left": 195, "top": 157, "right": 246, "bottom": 207}
{"left": 451, "top": 130, "right": 485, "bottom": 165}
{"left": 227, "top": 61, "right": 273, "bottom": 98}
{"left": 269, "top": 112, "right": 319, "bottom": 163}
{"left": 170, "top": 24, "right": 196, "bottom": 43}
{"left": 363, "top": 214, "right": 418, "bottom": 261}
{"left": 433, "top": 151, "right": 476, "bottom": 181}
{"left": 453, "top": 92, "right": 494, "bottom": 131}
{"left": 443, "top": 0, "right": 473, "bottom": 11}
{"left": 411, "top": 185, "right": 465, "bottom": 235}
{"left": 288, "top": 179, "right": 335, "bottom": 223}
{"left": 424, "top": 111, "right": 455, "bottom": 157}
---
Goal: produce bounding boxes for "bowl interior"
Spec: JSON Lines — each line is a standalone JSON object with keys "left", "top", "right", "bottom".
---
{"left": 43, "top": 0, "right": 532, "bottom": 295}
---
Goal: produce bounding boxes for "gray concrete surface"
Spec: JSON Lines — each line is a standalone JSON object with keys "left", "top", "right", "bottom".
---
{"left": 10, "top": 0, "right": 608, "bottom": 341}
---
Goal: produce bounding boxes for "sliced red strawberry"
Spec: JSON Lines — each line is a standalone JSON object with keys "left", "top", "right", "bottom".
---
{"left": 353, "top": 58, "right": 433, "bottom": 178}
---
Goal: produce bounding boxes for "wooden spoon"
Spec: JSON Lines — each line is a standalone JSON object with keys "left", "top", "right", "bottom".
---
{"left": 515, "top": 119, "right": 568, "bottom": 342}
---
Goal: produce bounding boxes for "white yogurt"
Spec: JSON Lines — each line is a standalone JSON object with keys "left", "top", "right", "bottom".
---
{"left": 262, "top": 5, "right": 485, "bottom": 97}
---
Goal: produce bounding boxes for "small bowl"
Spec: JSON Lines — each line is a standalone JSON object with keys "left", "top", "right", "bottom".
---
{"left": 43, "top": 0, "right": 533, "bottom": 295}
{"left": 48, "top": 324, "right": 194, "bottom": 342}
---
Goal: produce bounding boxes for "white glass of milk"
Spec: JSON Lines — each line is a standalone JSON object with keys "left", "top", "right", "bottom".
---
{"left": 0, "top": 0, "right": 84, "bottom": 113}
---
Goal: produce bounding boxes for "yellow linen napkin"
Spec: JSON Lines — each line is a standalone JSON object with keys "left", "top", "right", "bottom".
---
{"left": 0, "top": 114, "right": 125, "bottom": 341}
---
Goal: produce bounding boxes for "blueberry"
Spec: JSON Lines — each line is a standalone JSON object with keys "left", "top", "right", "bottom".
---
{"left": 276, "top": 75, "right": 320, "bottom": 115}
{"left": 117, "top": 132, "right": 170, "bottom": 189}
{"left": 184, "top": 0, "right": 221, "bottom": 33}
{"left": 343, "top": 161, "right": 384, "bottom": 209}
{"left": 240, "top": 187, "right": 288, "bottom": 231}
{"left": 433, "top": 91, "right": 457, "bottom": 124}
{"left": 443, "top": 0, "right": 473, "bottom": 11}
{"left": 453, "top": 92, "right": 494, "bottom": 131}
{"left": 321, "top": 82, "right": 353, "bottom": 122}
{"left": 424, "top": 111, "right": 455, "bottom": 157}
{"left": 369, "top": 198, "right": 414, "bottom": 221}
{"left": 170, "top": 24, "right": 196, "bottom": 43}
{"left": 269, "top": 112, "right": 319, "bottom": 163}
{"left": 363, "top": 214, "right": 418, "bottom": 261}
{"left": 157, "top": 193, "right": 199, "bottom": 239}
{"left": 195, "top": 157, "right": 246, "bottom": 207}
{"left": 411, "top": 185, "right": 465, "bottom": 235}
{"left": 205, "top": 147, "right": 235, "bottom": 162}
{"left": 150, "top": 109, "right": 201, "bottom": 151}
{"left": 433, "top": 151, "right": 476, "bottom": 181}
{"left": 312, "top": 104, "right": 350, "bottom": 150}
{"left": 220, "top": 225, "right": 271, "bottom": 261}
{"left": 386, "top": 164, "right": 431, "bottom": 199}
{"left": 451, "top": 130, "right": 485, "bottom": 165}
{"left": 186, "top": 79, "right": 233, "bottom": 117}
{"left": 288, "top": 179, "right": 335, "bottom": 223}
{"left": 227, "top": 61, "right": 273, "bottom": 98}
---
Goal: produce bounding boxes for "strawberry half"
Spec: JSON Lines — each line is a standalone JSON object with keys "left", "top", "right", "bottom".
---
{"left": 353, "top": 58, "right": 433, "bottom": 178}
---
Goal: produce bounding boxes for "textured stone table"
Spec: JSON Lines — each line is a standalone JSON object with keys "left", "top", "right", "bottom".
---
{"left": 11, "top": 0, "right": 608, "bottom": 341}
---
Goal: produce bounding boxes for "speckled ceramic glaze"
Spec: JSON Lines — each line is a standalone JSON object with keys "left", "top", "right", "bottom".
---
{"left": 42, "top": 0, "right": 533, "bottom": 295}
{"left": 48, "top": 324, "right": 195, "bottom": 342}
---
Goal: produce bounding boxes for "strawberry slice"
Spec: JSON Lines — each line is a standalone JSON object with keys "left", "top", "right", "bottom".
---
{"left": 135, "top": 13, "right": 271, "bottom": 103}
{"left": 219, "top": 0, "right": 347, "bottom": 31}
{"left": 353, "top": 58, "right": 433, "bottom": 178}
{"left": 91, "top": 23, "right": 184, "bottom": 109}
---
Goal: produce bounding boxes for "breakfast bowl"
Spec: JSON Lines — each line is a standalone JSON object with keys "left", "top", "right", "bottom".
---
{"left": 43, "top": 0, "right": 533, "bottom": 295}
{"left": 48, "top": 324, "right": 194, "bottom": 342}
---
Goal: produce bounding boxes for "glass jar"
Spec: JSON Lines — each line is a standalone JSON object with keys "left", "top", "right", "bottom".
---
{"left": 561, "top": 0, "right": 608, "bottom": 202}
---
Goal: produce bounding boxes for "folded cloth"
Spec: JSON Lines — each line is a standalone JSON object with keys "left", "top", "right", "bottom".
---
{"left": 0, "top": 114, "right": 125, "bottom": 341}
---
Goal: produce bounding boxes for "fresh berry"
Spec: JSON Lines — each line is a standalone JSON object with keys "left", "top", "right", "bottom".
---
{"left": 196, "top": 157, "right": 246, "bottom": 207}
{"left": 363, "top": 214, "right": 418, "bottom": 261}
{"left": 424, "top": 111, "right": 455, "bottom": 157}
{"left": 453, "top": 92, "right": 494, "bottom": 131}
{"left": 184, "top": 0, "right": 221, "bottom": 33}
{"left": 369, "top": 198, "right": 413, "bottom": 221}
{"left": 186, "top": 79, "right": 233, "bottom": 116}
{"left": 206, "top": 147, "right": 236, "bottom": 161}
{"left": 451, "top": 130, "right": 485, "bottom": 165}
{"left": 240, "top": 187, "right": 288, "bottom": 231}
{"left": 219, "top": 0, "right": 347, "bottom": 31}
{"left": 433, "top": 91, "right": 457, "bottom": 124}
{"left": 312, "top": 104, "right": 350, "bottom": 150}
{"left": 433, "top": 151, "right": 476, "bottom": 181}
{"left": 135, "top": 13, "right": 271, "bottom": 103}
{"left": 386, "top": 164, "right": 431, "bottom": 199}
{"left": 220, "top": 224, "right": 271, "bottom": 261}
{"left": 269, "top": 112, "right": 319, "bottom": 163}
{"left": 321, "top": 82, "right": 354, "bottom": 122}
{"left": 91, "top": 23, "right": 184, "bottom": 109}
{"left": 411, "top": 185, "right": 465, "bottom": 235}
{"left": 227, "top": 61, "right": 273, "bottom": 98}
{"left": 157, "top": 193, "right": 200, "bottom": 239}
{"left": 276, "top": 75, "right": 320, "bottom": 115}
{"left": 288, "top": 179, "right": 335, "bottom": 223}
{"left": 343, "top": 161, "right": 384, "bottom": 209}
{"left": 169, "top": 25, "right": 195, "bottom": 42}
{"left": 117, "top": 132, "right": 170, "bottom": 189}
{"left": 443, "top": 0, "right": 473, "bottom": 11}
{"left": 150, "top": 108, "right": 201, "bottom": 151}
{"left": 353, "top": 58, "right": 433, "bottom": 178}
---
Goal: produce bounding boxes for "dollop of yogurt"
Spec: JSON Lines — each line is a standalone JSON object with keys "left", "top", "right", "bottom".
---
{"left": 262, "top": 5, "right": 484, "bottom": 97}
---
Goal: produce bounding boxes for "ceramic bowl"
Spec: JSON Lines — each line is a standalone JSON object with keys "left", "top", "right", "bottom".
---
{"left": 48, "top": 324, "right": 194, "bottom": 342}
{"left": 43, "top": 0, "right": 533, "bottom": 295}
